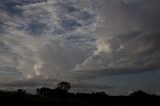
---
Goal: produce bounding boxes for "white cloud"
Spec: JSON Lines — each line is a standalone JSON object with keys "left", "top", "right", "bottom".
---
{"left": 0, "top": 0, "right": 160, "bottom": 90}
{"left": 0, "top": 0, "right": 97, "bottom": 82}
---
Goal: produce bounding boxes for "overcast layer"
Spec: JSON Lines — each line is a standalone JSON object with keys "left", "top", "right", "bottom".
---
{"left": 0, "top": 0, "right": 160, "bottom": 94}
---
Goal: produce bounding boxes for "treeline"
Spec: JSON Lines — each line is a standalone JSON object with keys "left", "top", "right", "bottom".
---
{"left": 0, "top": 81, "right": 158, "bottom": 97}
{"left": 0, "top": 82, "right": 159, "bottom": 105}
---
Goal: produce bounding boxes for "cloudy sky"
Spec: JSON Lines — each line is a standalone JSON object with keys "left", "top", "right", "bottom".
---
{"left": 0, "top": 0, "right": 160, "bottom": 95}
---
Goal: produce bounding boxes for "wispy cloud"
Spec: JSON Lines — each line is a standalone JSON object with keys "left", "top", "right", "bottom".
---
{"left": 0, "top": 0, "right": 160, "bottom": 91}
{"left": 0, "top": 0, "right": 96, "bottom": 83}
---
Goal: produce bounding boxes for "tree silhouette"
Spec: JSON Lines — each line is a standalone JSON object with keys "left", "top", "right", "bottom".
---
{"left": 56, "top": 81, "right": 71, "bottom": 93}
{"left": 36, "top": 87, "right": 52, "bottom": 96}
{"left": 36, "top": 82, "right": 71, "bottom": 96}
{"left": 130, "top": 90, "right": 151, "bottom": 96}
{"left": 36, "top": 88, "right": 40, "bottom": 95}
{"left": 17, "top": 89, "right": 27, "bottom": 96}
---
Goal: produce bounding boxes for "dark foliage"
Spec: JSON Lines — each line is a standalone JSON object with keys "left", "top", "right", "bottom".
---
{"left": 36, "top": 82, "right": 71, "bottom": 97}
{"left": 56, "top": 81, "right": 71, "bottom": 92}
{"left": 0, "top": 82, "right": 159, "bottom": 105}
{"left": 130, "top": 90, "right": 151, "bottom": 96}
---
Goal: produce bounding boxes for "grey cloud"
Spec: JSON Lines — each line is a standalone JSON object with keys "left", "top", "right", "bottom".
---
{"left": 75, "top": 0, "right": 160, "bottom": 76}
{"left": 0, "top": 0, "right": 96, "bottom": 83}
{"left": 0, "top": 0, "right": 47, "bottom": 17}
{"left": 75, "top": 31, "right": 160, "bottom": 75}
{"left": 0, "top": 0, "right": 160, "bottom": 91}
{"left": 0, "top": 78, "right": 58, "bottom": 88}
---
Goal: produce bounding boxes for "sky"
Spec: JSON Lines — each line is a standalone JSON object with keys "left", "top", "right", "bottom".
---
{"left": 0, "top": 0, "right": 160, "bottom": 95}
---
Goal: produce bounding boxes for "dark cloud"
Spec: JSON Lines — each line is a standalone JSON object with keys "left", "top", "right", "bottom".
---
{"left": 0, "top": 78, "right": 57, "bottom": 88}
{"left": 0, "top": 0, "right": 47, "bottom": 16}
{"left": 0, "top": 0, "right": 160, "bottom": 93}
{"left": 24, "top": 20, "right": 49, "bottom": 36}
{"left": 0, "top": 22, "right": 6, "bottom": 34}
{"left": 0, "top": 1, "right": 23, "bottom": 16}
{"left": 75, "top": 0, "right": 160, "bottom": 77}
{"left": 60, "top": 17, "right": 82, "bottom": 31}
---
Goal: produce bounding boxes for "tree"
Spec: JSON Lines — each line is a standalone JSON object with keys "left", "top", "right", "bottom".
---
{"left": 36, "top": 87, "right": 52, "bottom": 96}
{"left": 56, "top": 81, "right": 71, "bottom": 92}
{"left": 130, "top": 90, "right": 151, "bottom": 96}
{"left": 36, "top": 88, "right": 40, "bottom": 95}
{"left": 17, "top": 89, "right": 27, "bottom": 96}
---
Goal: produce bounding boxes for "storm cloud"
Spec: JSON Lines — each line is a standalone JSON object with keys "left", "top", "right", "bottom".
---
{"left": 0, "top": 0, "right": 160, "bottom": 92}
{"left": 75, "top": 0, "right": 160, "bottom": 75}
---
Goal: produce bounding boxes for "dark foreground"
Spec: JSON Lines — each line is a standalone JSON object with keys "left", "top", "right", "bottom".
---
{"left": 0, "top": 83, "right": 159, "bottom": 105}
{"left": 0, "top": 94, "right": 159, "bottom": 105}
